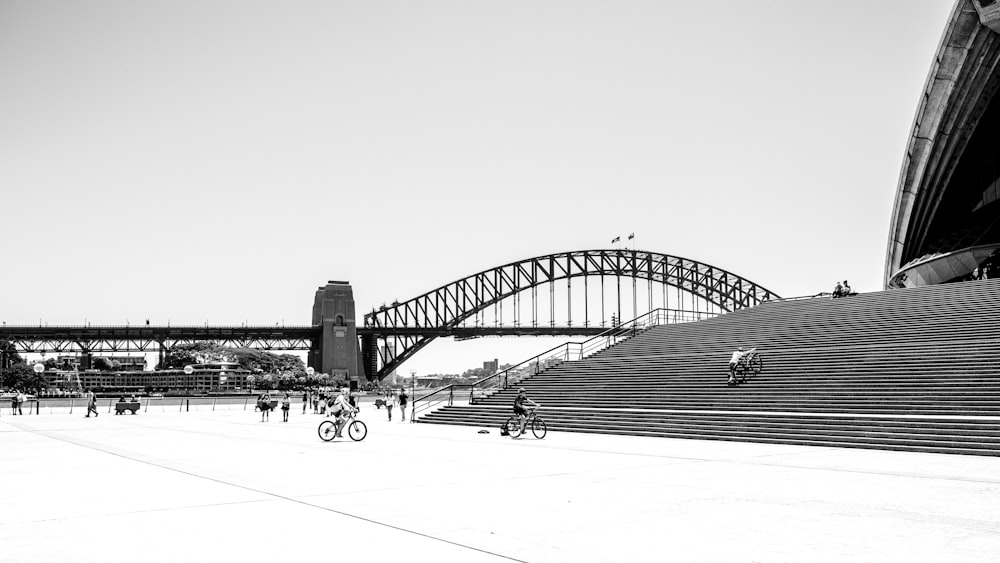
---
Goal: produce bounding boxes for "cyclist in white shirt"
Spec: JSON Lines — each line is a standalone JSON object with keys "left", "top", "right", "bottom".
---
{"left": 728, "top": 347, "right": 745, "bottom": 385}
{"left": 331, "top": 388, "right": 358, "bottom": 438}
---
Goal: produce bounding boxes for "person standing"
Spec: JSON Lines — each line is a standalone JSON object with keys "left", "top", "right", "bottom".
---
{"left": 281, "top": 393, "right": 291, "bottom": 422}
{"left": 302, "top": 390, "right": 309, "bottom": 414}
{"left": 17, "top": 390, "right": 26, "bottom": 415}
{"left": 85, "top": 388, "right": 99, "bottom": 418}
{"left": 398, "top": 389, "right": 408, "bottom": 422}
{"left": 11, "top": 390, "right": 19, "bottom": 415}
{"left": 259, "top": 392, "right": 271, "bottom": 422}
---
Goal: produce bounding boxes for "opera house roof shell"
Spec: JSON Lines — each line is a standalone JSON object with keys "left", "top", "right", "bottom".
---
{"left": 886, "top": 0, "right": 1000, "bottom": 288}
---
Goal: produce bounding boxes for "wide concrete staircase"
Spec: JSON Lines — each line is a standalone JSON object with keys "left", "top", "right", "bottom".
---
{"left": 417, "top": 279, "right": 1000, "bottom": 456}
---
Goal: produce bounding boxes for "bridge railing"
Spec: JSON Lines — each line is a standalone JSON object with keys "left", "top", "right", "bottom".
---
{"left": 762, "top": 292, "right": 831, "bottom": 303}
{"left": 468, "top": 307, "right": 717, "bottom": 404}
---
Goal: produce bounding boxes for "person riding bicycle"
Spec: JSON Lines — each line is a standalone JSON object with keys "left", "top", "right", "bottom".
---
{"left": 330, "top": 388, "right": 358, "bottom": 438}
{"left": 728, "top": 347, "right": 745, "bottom": 386}
{"left": 513, "top": 388, "right": 539, "bottom": 437}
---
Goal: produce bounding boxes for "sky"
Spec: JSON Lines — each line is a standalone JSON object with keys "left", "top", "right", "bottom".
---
{"left": 0, "top": 0, "right": 956, "bottom": 375}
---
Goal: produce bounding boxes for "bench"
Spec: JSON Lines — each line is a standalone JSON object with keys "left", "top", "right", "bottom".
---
{"left": 115, "top": 401, "right": 140, "bottom": 415}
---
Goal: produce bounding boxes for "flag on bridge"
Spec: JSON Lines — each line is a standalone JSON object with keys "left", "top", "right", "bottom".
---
{"left": 611, "top": 236, "right": 620, "bottom": 244}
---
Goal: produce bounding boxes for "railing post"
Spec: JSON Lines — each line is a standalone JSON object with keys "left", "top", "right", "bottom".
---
{"left": 448, "top": 386, "right": 453, "bottom": 407}
{"left": 213, "top": 398, "right": 217, "bottom": 411}
{"left": 70, "top": 398, "right": 74, "bottom": 414}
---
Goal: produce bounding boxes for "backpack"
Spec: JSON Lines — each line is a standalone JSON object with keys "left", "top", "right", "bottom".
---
{"left": 499, "top": 421, "right": 509, "bottom": 436}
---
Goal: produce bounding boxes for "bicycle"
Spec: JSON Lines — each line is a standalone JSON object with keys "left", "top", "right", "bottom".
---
{"left": 503, "top": 407, "right": 547, "bottom": 439}
{"left": 317, "top": 411, "right": 367, "bottom": 442}
{"left": 733, "top": 348, "right": 763, "bottom": 384}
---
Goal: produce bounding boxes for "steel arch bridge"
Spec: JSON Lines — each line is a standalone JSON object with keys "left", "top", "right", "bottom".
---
{"left": 362, "top": 249, "right": 778, "bottom": 379}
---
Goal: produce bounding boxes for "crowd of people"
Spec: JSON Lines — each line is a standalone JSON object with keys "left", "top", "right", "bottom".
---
{"left": 39, "top": 384, "right": 414, "bottom": 429}
{"left": 250, "top": 387, "right": 412, "bottom": 427}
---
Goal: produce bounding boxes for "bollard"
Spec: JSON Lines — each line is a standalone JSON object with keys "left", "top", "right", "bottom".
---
{"left": 108, "top": 399, "right": 113, "bottom": 414}
{"left": 244, "top": 397, "right": 249, "bottom": 410}
{"left": 144, "top": 398, "right": 149, "bottom": 413}
{"left": 69, "top": 398, "right": 74, "bottom": 414}
{"left": 212, "top": 398, "right": 217, "bottom": 411}
{"left": 184, "top": 399, "right": 188, "bottom": 412}
{"left": 36, "top": 400, "right": 40, "bottom": 415}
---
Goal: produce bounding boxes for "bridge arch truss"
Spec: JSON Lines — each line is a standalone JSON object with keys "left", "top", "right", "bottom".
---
{"left": 363, "top": 249, "right": 778, "bottom": 379}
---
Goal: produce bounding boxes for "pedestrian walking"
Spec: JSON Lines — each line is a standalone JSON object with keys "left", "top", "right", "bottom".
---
{"left": 398, "top": 389, "right": 408, "bottom": 422}
{"left": 10, "top": 390, "right": 19, "bottom": 415}
{"left": 386, "top": 391, "right": 396, "bottom": 421}
{"left": 281, "top": 392, "right": 291, "bottom": 422}
{"left": 85, "top": 389, "right": 99, "bottom": 418}
{"left": 303, "top": 390, "right": 309, "bottom": 414}
{"left": 16, "top": 390, "right": 26, "bottom": 415}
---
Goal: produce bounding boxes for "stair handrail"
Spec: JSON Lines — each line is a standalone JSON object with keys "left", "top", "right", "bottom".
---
{"left": 411, "top": 384, "right": 472, "bottom": 421}
{"left": 468, "top": 307, "right": 717, "bottom": 403}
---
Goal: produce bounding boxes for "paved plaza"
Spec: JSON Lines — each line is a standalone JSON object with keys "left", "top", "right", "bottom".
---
{"left": 2, "top": 401, "right": 999, "bottom": 562}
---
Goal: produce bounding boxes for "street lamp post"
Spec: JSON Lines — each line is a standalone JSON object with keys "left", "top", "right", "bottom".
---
{"left": 33, "top": 363, "right": 44, "bottom": 414}
{"left": 409, "top": 369, "right": 416, "bottom": 423}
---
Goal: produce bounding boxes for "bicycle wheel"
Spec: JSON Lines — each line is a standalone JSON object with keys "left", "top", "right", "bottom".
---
{"left": 318, "top": 420, "right": 336, "bottom": 442}
{"left": 531, "top": 417, "right": 547, "bottom": 439}
{"left": 348, "top": 420, "right": 367, "bottom": 441}
{"left": 732, "top": 363, "right": 745, "bottom": 384}
{"left": 504, "top": 416, "right": 523, "bottom": 437}
{"left": 750, "top": 355, "right": 762, "bottom": 377}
